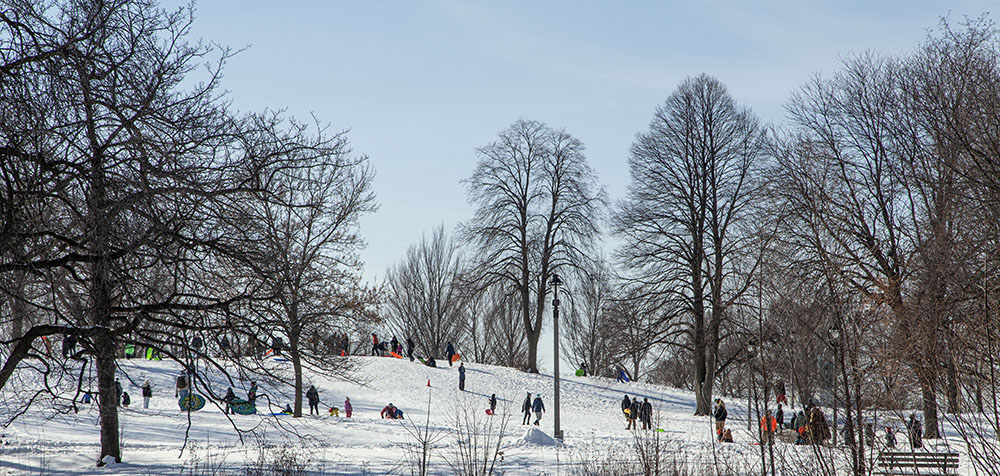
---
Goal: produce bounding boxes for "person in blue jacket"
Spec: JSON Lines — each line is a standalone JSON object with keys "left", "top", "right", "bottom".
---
{"left": 532, "top": 394, "right": 545, "bottom": 425}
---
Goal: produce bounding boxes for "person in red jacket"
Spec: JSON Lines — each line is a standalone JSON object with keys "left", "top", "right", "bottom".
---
{"left": 371, "top": 333, "right": 380, "bottom": 356}
{"left": 760, "top": 410, "right": 778, "bottom": 444}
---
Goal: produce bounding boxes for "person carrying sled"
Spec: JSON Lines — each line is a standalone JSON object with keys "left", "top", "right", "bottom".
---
{"left": 406, "top": 337, "right": 415, "bottom": 362}
{"left": 532, "top": 394, "right": 545, "bottom": 425}
{"left": 521, "top": 392, "right": 532, "bottom": 425}
{"left": 489, "top": 394, "right": 497, "bottom": 413}
{"left": 616, "top": 367, "right": 629, "bottom": 383}
{"left": 579, "top": 362, "right": 588, "bottom": 377}
{"left": 458, "top": 362, "right": 466, "bottom": 391}
{"left": 621, "top": 394, "right": 631, "bottom": 422}
{"left": 142, "top": 380, "right": 152, "bottom": 409}
{"left": 446, "top": 342, "right": 456, "bottom": 367}
{"left": 223, "top": 387, "right": 236, "bottom": 415}
{"left": 307, "top": 385, "right": 320, "bottom": 415}
{"left": 345, "top": 397, "right": 353, "bottom": 418}
{"left": 640, "top": 398, "right": 653, "bottom": 430}
{"left": 390, "top": 336, "right": 399, "bottom": 356}
{"left": 714, "top": 399, "right": 728, "bottom": 441}
{"left": 627, "top": 397, "right": 639, "bottom": 430}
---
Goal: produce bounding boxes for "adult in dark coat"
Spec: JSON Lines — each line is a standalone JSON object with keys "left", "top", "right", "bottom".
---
{"left": 141, "top": 380, "right": 153, "bottom": 409}
{"left": 223, "top": 387, "right": 236, "bottom": 414}
{"left": 714, "top": 399, "right": 728, "bottom": 441}
{"left": 446, "top": 342, "right": 456, "bottom": 367}
{"left": 640, "top": 398, "right": 653, "bottom": 430}
{"left": 307, "top": 385, "right": 320, "bottom": 415}
{"left": 458, "top": 363, "right": 466, "bottom": 391}
{"left": 532, "top": 394, "right": 545, "bottom": 425}
{"left": 406, "top": 337, "right": 415, "bottom": 362}
{"left": 62, "top": 334, "right": 77, "bottom": 358}
{"left": 521, "top": 392, "right": 532, "bottom": 425}
{"left": 115, "top": 379, "right": 123, "bottom": 406}
{"left": 627, "top": 398, "right": 640, "bottom": 430}
{"left": 776, "top": 404, "right": 784, "bottom": 431}
{"left": 390, "top": 336, "right": 399, "bottom": 355}
{"left": 489, "top": 393, "right": 497, "bottom": 412}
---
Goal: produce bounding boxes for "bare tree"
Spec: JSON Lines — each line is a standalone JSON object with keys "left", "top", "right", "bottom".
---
{"left": 615, "top": 74, "right": 767, "bottom": 415}
{"left": 562, "top": 258, "right": 617, "bottom": 377}
{"left": 384, "top": 225, "right": 466, "bottom": 360}
{"left": 462, "top": 119, "right": 605, "bottom": 373}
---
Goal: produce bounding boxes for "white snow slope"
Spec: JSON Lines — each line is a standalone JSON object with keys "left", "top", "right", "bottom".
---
{"left": 0, "top": 355, "right": 979, "bottom": 475}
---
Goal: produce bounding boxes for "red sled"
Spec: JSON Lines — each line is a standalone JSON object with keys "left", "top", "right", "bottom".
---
{"left": 451, "top": 354, "right": 461, "bottom": 363}
{"left": 389, "top": 351, "right": 403, "bottom": 359}
{"left": 485, "top": 409, "right": 494, "bottom": 415}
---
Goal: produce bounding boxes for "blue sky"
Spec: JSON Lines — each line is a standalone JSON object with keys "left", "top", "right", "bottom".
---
{"left": 170, "top": 0, "right": 991, "bottom": 284}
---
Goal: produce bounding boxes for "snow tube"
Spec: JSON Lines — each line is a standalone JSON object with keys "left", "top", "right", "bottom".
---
{"left": 179, "top": 394, "right": 206, "bottom": 411}
{"left": 485, "top": 409, "right": 494, "bottom": 415}
{"left": 389, "top": 351, "right": 403, "bottom": 359}
{"left": 229, "top": 399, "right": 256, "bottom": 415}
{"left": 575, "top": 369, "right": 585, "bottom": 377}
{"left": 451, "top": 354, "right": 461, "bottom": 363}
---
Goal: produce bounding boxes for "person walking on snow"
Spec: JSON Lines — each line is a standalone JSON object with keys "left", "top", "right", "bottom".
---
{"left": 775, "top": 404, "right": 784, "bottom": 432}
{"left": 247, "top": 381, "right": 258, "bottom": 403}
{"left": 446, "top": 342, "right": 456, "bottom": 366}
{"left": 344, "top": 396, "right": 353, "bottom": 418}
{"left": 141, "top": 380, "right": 152, "bottom": 409}
{"left": 115, "top": 378, "right": 123, "bottom": 406}
{"left": 458, "top": 363, "right": 466, "bottom": 391}
{"left": 406, "top": 337, "right": 415, "bottom": 362}
{"left": 62, "top": 334, "right": 77, "bottom": 358}
{"left": 307, "top": 385, "right": 320, "bottom": 415}
{"left": 521, "top": 392, "right": 532, "bottom": 425}
{"left": 175, "top": 372, "right": 190, "bottom": 399}
{"left": 714, "top": 399, "right": 728, "bottom": 441}
{"left": 371, "top": 333, "right": 380, "bottom": 356}
{"left": 532, "top": 394, "right": 545, "bottom": 425}
{"left": 489, "top": 394, "right": 497, "bottom": 413}
{"left": 760, "top": 410, "right": 777, "bottom": 444}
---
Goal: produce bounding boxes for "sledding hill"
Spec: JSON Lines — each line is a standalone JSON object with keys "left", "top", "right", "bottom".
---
{"left": 0, "top": 355, "right": 972, "bottom": 475}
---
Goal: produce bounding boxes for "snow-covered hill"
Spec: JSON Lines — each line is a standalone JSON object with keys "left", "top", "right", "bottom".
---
{"left": 0, "top": 355, "right": 974, "bottom": 475}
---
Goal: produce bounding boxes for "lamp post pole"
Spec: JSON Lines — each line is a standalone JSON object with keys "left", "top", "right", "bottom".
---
{"left": 830, "top": 326, "right": 840, "bottom": 446}
{"left": 552, "top": 273, "right": 564, "bottom": 440}
{"left": 748, "top": 340, "right": 756, "bottom": 431}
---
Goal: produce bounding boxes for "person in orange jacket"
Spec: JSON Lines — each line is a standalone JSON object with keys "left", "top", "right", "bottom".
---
{"left": 760, "top": 410, "right": 778, "bottom": 445}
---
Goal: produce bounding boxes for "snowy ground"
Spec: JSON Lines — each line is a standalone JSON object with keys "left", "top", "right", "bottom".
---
{"left": 0, "top": 355, "right": 983, "bottom": 475}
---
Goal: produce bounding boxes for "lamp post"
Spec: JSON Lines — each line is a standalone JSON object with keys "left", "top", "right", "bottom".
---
{"left": 829, "top": 325, "right": 840, "bottom": 446}
{"left": 748, "top": 339, "right": 756, "bottom": 431}
{"left": 551, "top": 273, "right": 564, "bottom": 440}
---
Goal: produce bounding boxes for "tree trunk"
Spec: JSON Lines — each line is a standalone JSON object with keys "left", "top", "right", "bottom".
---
{"left": 95, "top": 331, "right": 120, "bottom": 465}
{"left": 920, "top": 376, "right": 941, "bottom": 439}
{"left": 945, "top": 352, "right": 960, "bottom": 414}
{"left": 292, "top": 345, "right": 303, "bottom": 417}
{"left": 10, "top": 270, "right": 26, "bottom": 341}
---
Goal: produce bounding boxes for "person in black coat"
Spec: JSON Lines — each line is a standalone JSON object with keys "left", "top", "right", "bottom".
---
{"left": 776, "top": 404, "right": 784, "bottom": 432}
{"left": 307, "top": 385, "right": 320, "bottom": 415}
{"left": 714, "top": 399, "right": 728, "bottom": 441}
{"left": 62, "top": 334, "right": 77, "bottom": 358}
{"left": 446, "top": 342, "right": 456, "bottom": 367}
{"left": 627, "top": 397, "right": 639, "bottom": 430}
{"left": 521, "top": 392, "right": 532, "bottom": 425}
{"left": 489, "top": 393, "right": 497, "bottom": 413}
{"left": 621, "top": 394, "right": 631, "bottom": 422}
{"left": 114, "top": 379, "right": 123, "bottom": 406}
{"left": 458, "top": 363, "right": 466, "bottom": 391}
{"left": 223, "top": 387, "right": 236, "bottom": 414}
{"left": 406, "top": 337, "right": 415, "bottom": 362}
{"left": 390, "top": 336, "right": 399, "bottom": 356}
{"left": 640, "top": 398, "right": 653, "bottom": 430}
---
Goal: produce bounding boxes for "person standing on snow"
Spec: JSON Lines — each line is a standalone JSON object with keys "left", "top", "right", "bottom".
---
{"left": 344, "top": 396, "right": 353, "bottom": 418}
{"left": 142, "top": 380, "right": 152, "bottom": 409}
{"left": 489, "top": 394, "right": 497, "bottom": 413}
{"left": 627, "top": 397, "right": 639, "bottom": 430}
{"left": 307, "top": 385, "right": 320, "bottom": 415}
{"left": 115, "top": 378, "right": 123, "bottom": 406}
{"left": 62, "top": 334, "right": 77, "bottom": 359}
{"left": 223, "top": 387, "right": 236, "bottom": 415}
{"left": 640, "top": 398, "right": 653, "bottom": 430}
{"left": 406, "top": 337, "right": 415, "bottom": 362}
{"left": 621, "top": 394, "right": 631, "bottom": 422}
{"left": 175, "top": 372, "right": 190, "bottom": 399}
{"left": 390, "top": 336, "right": 399, "bottom": 356}
{"left": 247, "top": 381, "right": 258, "bottom": 403}
{"left": 714, "top": 399, "right": 728, "bottom": 441}
{"left": 521, "top": 392, "right": 532, "bottom": 425}
{"left": 446, "top": 342, "right": 456, "bottom": 366}
{"left": 458, "top": 363, "right": 466, "bottom": 391}
{"left": 532, "top": 394, "right": 545, "bottom": 425}
{"left": 775, "top": 404, "right": 784, "bottom": 432}
{"left": 371, "top": 333, "right": 380, "bottom": 356}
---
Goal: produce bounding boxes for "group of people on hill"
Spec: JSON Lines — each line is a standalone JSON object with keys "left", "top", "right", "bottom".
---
{"left": 521, "top": 392, "right": 546, "bottom": 425}
{"left": 621, "top": 394, "right": 654, "bottom": 430}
